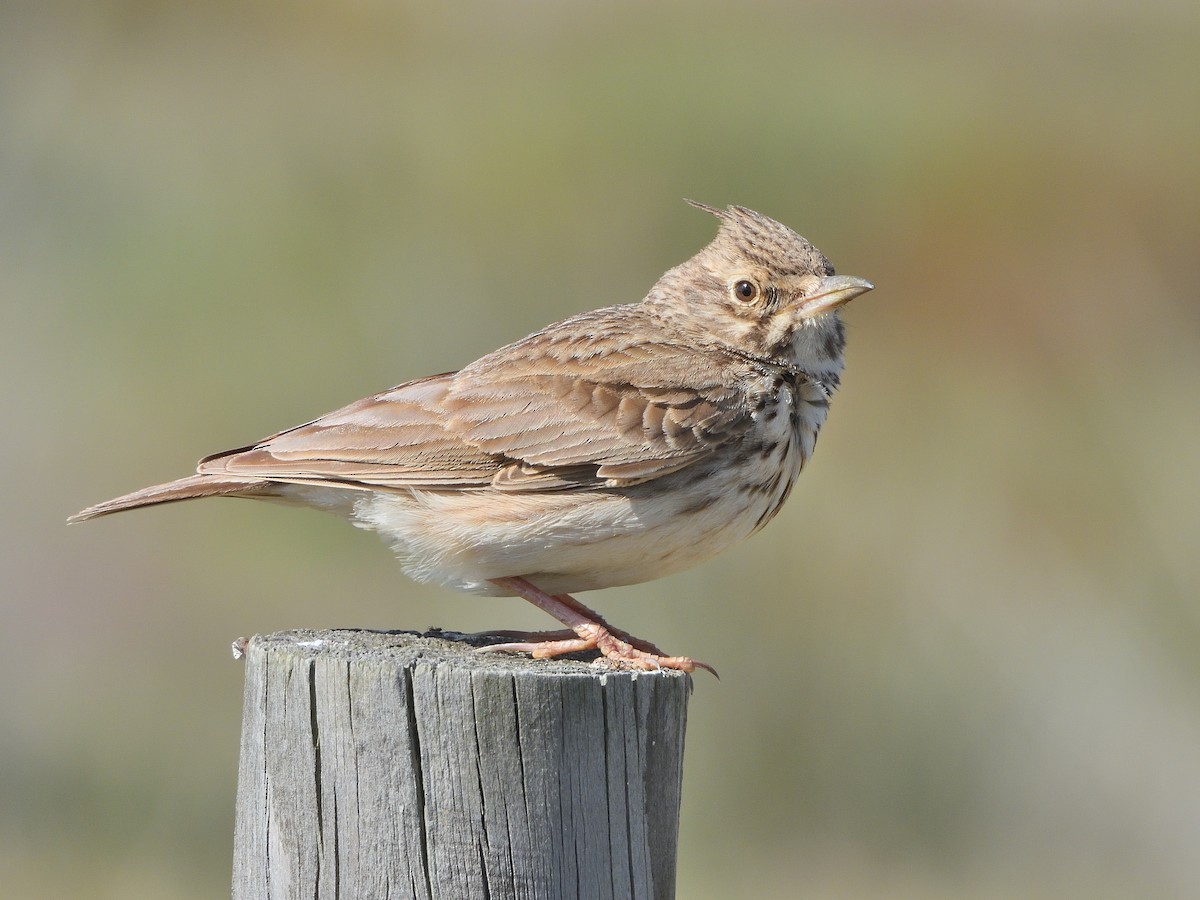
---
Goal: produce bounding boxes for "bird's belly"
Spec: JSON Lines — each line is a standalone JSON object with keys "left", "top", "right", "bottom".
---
{"left": 351, "top": 438, "right": 804, "bottom": 597}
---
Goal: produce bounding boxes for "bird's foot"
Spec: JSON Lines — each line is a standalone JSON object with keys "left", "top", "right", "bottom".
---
{"left": 470, "top": 622, "right": 666, "bottom": 657}
{"left": 480, "top": 576, "right": 717, "bottom": 676}
{"left": 479, "top": 624, "right": 714, "bottom": 674}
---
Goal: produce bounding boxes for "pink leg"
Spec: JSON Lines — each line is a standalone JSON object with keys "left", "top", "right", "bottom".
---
{"left": 481, "top": 576, "right": 716, "bottom": 676}
{"left": 473, "top": 598, "right": 667, "bottom": 655}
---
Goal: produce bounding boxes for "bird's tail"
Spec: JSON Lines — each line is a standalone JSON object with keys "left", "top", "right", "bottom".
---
{"left": 68, "top": 475, "right": 272, "bottom": 523}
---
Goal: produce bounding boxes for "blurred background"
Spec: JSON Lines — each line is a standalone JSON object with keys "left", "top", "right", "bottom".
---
{"left": 3, "top": 0, "right": 1198, "bottom": 896}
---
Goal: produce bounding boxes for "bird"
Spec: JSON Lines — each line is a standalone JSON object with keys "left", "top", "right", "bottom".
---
{"left": 70, "top": 201, "right": 873, "bottom": 673}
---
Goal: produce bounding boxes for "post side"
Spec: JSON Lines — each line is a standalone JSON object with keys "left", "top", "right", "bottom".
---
{"left": 232, "top": 630, "right": 692, "bottom": 900}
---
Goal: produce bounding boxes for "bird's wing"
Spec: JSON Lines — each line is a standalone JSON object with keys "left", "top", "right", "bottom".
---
{"left": 199, "top": 310, "right": 758, "bottom": 492}
{"left": 198, "top": 373, "right": 502, "bottom": 488}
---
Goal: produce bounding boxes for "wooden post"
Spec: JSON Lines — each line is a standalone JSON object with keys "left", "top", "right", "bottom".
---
{"left": 232, "top": 629, "right": 691, "bottom": 900}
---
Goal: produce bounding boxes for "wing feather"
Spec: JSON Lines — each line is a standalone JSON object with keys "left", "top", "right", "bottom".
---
{"left": 197, "top": 308, "right": 758, "bottom": 492}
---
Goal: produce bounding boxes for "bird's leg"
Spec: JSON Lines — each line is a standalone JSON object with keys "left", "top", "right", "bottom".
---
{"left": 548, "top": 592, "right": 670, "bottom": 655}
{"left": 480, "top": 576, "right": 715, "bottom": 675}
{"left": 470, "top": 596, "right": 667, "bottom": 654}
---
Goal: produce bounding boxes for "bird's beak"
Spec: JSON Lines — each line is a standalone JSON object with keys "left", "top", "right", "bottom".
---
{"left": 797, "top": 274, "right": 874, "bottom": 316}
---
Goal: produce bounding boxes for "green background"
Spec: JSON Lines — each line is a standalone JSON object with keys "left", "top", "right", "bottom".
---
{"left": 5, "top": 1, "right": 1198, "bottom": 896}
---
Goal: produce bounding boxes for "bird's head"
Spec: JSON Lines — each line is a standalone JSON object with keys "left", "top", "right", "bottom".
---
{"left": 648, "top": 201, "right": 873, "bottom": 376}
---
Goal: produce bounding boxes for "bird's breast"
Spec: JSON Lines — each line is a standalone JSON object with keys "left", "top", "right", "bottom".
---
{"left": 737, "top": 373, "right": 831, "bottom": 534}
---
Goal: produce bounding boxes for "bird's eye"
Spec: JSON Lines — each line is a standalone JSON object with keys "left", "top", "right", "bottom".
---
{"left": 733, "top": 280, "right": 759, "bottom": 302}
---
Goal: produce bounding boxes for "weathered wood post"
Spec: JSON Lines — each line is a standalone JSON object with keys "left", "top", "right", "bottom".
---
{"left": 232, "top": 629, "right": 691, "bottom": 900}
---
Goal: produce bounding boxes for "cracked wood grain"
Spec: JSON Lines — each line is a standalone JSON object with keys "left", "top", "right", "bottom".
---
{"left": 232, "top": 630, "right": 691, "bottom": 900}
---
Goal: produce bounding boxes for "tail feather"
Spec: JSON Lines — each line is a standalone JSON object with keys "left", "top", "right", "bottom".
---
{"left": 68, "top": 475, "right": 272, "bottom": 523}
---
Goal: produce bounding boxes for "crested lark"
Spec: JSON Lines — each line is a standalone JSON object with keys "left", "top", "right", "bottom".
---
{"left": 71, "top": 202, "right": 873, "bottom": 673}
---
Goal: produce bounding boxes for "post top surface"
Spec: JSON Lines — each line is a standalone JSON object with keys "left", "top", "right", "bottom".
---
{"left": 241, "top": 629, "right": 691, "bottom": 682}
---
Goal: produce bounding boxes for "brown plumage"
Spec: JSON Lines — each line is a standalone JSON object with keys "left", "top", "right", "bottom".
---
{"left": 71, "top": 202, "right": 873, "bottom": 672}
